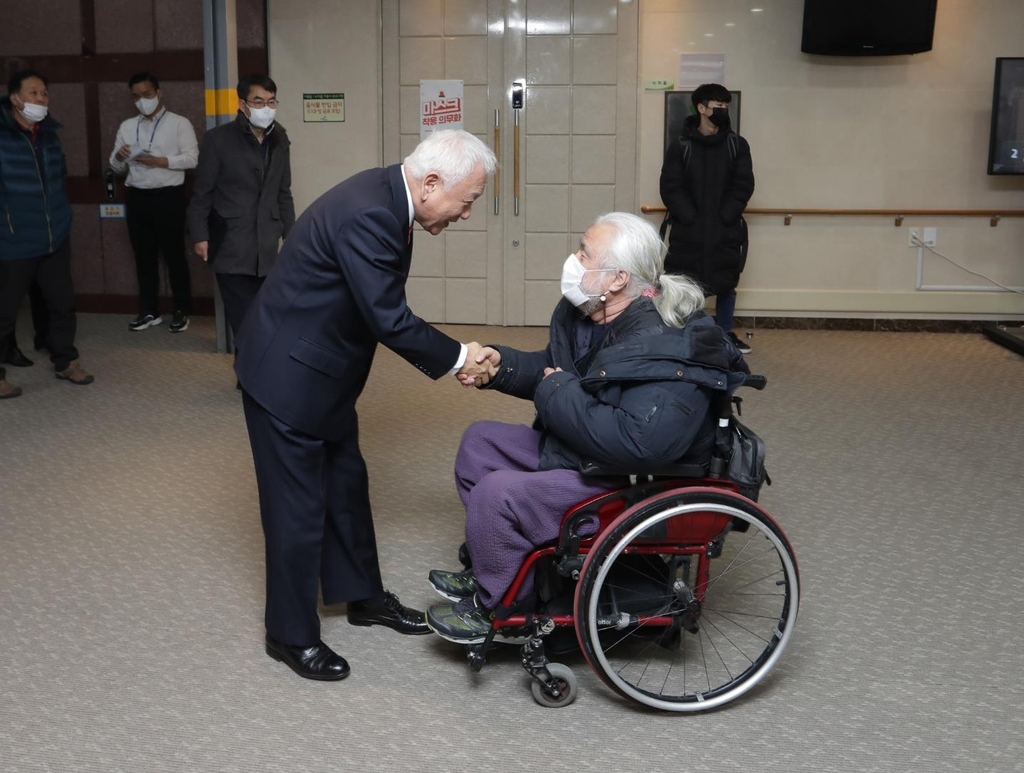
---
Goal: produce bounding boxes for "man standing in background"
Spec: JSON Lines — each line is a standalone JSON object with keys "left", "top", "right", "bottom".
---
{"left": 187, "top": 74, "right": 294, "bottom": 344}
{"left": 0, "top": 70, "right": 93, "bottom": 399}
{"left": 110, "top": 72, "right": 198, "bottom": 333}
{"left": 660, "top": 83, "right": 755, "bottom": 353}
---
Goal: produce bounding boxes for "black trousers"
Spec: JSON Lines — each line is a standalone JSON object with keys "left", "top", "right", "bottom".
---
{"left": 28, "top": 280, "right": 48, "bottom": 347}
{"left": 216, "top": 273, "right": 265, "bottom": 340}
{"left": 0, "top": 240, "right": 78, "bottom": 380}
{"left": 242, "top": 391, "right": 383, "bottom": 645}
{"left": 126, "top": 185, "right": 191, "bottom": 315}
{"left": 3, "top": 280, "right": 48, "bottom": 353}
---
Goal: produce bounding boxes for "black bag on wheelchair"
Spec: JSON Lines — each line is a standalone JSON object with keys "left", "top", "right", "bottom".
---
{"left": 726, "top": 416, "right": 769, "bottom": 502}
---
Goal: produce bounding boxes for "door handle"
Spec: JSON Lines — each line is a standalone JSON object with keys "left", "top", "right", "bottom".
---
{"left": 493, "top": 109, "right": 500, "bottom": 215}
{"left": 512, "top": 81, "right": 523, "bottom": 217}
{"left": 514, "top": 111, "right": 520, "bottom": 216}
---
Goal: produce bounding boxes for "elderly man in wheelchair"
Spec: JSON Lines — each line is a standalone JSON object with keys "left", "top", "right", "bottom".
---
{"left": 426, "top": 213, "right": 799, "bottom": 710}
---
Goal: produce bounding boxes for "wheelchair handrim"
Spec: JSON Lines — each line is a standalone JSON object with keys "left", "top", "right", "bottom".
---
{"left": 578, "top": 497, "right": 800, "bottom": 712}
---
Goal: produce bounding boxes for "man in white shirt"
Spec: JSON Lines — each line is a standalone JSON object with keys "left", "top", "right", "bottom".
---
{"left": 109, "top": 72, "right": 198, "bottom": 333}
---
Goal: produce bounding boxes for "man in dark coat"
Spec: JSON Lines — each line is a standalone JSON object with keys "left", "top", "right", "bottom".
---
{"left": 660, "top": 83, "right": 755, "bottom": 353}
{"left": 0, "top": 70, "right": 93, "bottom": 400}
{"left": 236, "top": 130, "right": 496, "bottom": 681}
{"left": 187, "top": 74, "right": 295, "bottom": 340}
{"left": 424, "top": 213, "right": 750, "bottom": 644}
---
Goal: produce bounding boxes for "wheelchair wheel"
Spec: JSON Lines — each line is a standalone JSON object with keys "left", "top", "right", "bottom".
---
{"left": 574, "top": 488, "right": 799, "bottom": 712}
{"left": 529, "top": 663, "right": 578, "bottom": 708}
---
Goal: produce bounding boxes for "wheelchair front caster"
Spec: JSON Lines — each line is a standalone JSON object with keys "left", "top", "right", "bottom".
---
{"left": 467, "top": 647, "right": 486, "bottom": 673}
{"left": 529, "top": 663, "right": 578, "bottom": 708}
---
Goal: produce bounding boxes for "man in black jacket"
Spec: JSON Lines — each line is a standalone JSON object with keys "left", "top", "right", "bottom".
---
{"left": 187, "top": 74, "right": 295, "bottom": 341}
{"left": 660, "top": 83, "right": 754, "bottom": 353}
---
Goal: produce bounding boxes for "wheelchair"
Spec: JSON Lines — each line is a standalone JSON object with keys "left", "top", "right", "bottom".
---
{"left": 453, "top": 376, "right": 800, "bottom": 712}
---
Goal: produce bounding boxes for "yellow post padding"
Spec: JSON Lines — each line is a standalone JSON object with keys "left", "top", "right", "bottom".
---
{"left": 205, "top": 89, "right": 238, "bottom": 116}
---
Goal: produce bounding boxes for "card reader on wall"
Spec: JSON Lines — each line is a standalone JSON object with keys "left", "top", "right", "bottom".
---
{"left": 644, "top": 79, "right": 674, "bottom": 90}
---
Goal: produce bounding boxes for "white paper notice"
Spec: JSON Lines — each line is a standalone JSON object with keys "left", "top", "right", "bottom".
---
{"left": 419, "top": 80, "right": 464, "bottom": 140}
{"left": 678, "top": 54, "right": 726, "bottom": 89}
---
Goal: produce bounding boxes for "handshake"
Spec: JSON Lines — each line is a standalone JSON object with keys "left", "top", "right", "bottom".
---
{"left": 455, "top": 342, "right": 501, "bottom": 388}
{"left": 454, "top": 343, "right": 563, "bottom": 388}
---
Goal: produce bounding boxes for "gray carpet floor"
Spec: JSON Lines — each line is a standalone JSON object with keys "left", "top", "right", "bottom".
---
{"left": 1, "top": 313, "right": 1022, "bottom": 773}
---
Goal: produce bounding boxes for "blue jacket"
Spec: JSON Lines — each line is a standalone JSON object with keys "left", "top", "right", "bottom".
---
{"left": 0, "top": 96, "right": 72, "bottom": 261}
{"left": 235, "top": 164, "right": 461, "bottom": 440}
{"left": 488, "top": 299, "right": 750, "bottom": 473}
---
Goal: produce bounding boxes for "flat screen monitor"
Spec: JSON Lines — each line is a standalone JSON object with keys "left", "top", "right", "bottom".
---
{"left": 988, "top": 58, "right": 1024, "bottom": 175}
{"left": 801, "top": 0, "right": 937, "bottom": 56}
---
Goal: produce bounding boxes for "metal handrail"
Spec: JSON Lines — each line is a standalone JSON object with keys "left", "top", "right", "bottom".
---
{"left": 640, "top": 205, "right": 1024, "bottom": 227}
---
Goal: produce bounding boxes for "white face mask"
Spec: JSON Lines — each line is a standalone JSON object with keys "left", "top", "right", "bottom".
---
{"left": 247, "top": 106, "right": 277, "bottom": 129}
{"left": 136, "top": 96, "right": 160, "bottom": 116}
{"left": 18, "top": 101, "right": 48, "bottom": 124}
{"left": 560, "top": 253, "right": 617, "bottom": 309}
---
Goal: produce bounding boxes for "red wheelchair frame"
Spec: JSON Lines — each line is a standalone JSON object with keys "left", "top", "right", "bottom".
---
{"left": 462, "top": 472, "right": 800, "bottom": 711}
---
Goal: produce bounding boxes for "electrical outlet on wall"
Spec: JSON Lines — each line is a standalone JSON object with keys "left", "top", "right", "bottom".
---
{"left": 909, "top": 227, "right": 937, "bottom": 247}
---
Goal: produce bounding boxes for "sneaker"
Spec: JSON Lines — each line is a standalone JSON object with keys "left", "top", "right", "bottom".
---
{"left": 727, "top": 331, "right": 752, "bottom": 354}
{"left": 0, "top": 378, "right": 23, "bottom": 399}
{"left": 129, "top": 313, "right": 163, "bottom": 331}
{"left": 426, "top": 593, "right": 494, "bottom": 644}
{"left": 428, "top": 568, "right": 479, "bottom": 601}
{"left": 55, "top": 361, "right": 94, "bottom": 385}
{"left": 169, "top": 310, "right": 189, "bottom": 333}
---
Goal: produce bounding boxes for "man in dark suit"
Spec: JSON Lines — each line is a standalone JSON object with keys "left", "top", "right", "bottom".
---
{"left": 235, "top": 129, "right": 497, "bottom": 680}
{"left": 187, "top": 74, "right": 295, "bottom": 340}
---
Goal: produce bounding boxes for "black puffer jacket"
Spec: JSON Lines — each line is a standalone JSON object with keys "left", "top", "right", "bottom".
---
{"left": 487, "top": 298, "right": 750, "bottom": 473}
{"left": 0, "top": 97, "right": 72, "bottom": 261}
{"left": 659, "top": 114, "right": 754, "bottom": 296}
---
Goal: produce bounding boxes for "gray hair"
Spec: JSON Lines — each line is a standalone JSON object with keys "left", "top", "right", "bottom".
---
{"left": 593, "top": 212, "right": 705, "bottom": 328}
{"left": 403, "top": 130, "right": 497, "bottom": 187}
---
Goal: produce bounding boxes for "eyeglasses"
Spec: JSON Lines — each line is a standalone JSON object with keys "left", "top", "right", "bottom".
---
{"left": 246, "top": 99, "right": 279, "bottom": 109}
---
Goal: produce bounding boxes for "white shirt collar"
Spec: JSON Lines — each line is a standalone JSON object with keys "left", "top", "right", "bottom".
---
{"left": 400, "top": 165, "right": 415, "bottom": 229}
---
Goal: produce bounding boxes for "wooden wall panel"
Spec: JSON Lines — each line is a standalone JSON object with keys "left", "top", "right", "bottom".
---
{"left": 1, "top": 0, "right": 269, "bottom": 308}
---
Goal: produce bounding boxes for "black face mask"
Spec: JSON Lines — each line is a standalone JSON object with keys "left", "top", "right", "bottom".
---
{"left": 709, "top": 107, "right": 731, "bottom": 128}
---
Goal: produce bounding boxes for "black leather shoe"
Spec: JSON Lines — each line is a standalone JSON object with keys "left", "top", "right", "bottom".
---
{"left": 3, "top": 345, "right": 33, "bottom": 367}
{"left": 348, "top": 590, "right": 430, "bottom": 635}
{"left": 265, "top": 636, "right": 351, "bottom": 681}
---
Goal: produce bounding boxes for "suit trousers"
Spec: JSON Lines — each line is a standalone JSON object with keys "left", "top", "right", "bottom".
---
{"left": 241, "top": 391, "right": 384, "bottom": 645}
{"left": 216, "top": 273, "right": 265, "bottom": 341}
{"left": 126, "top": 186, "right": 192, "bottom": 316}
{"left": 0, "top": 240, "right": 78, "bottom": 380}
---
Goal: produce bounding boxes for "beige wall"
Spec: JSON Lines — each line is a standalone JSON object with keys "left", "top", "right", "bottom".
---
{"left": 268, "top": 0, "right": 382, "bottom": 214}
{"left": 639, "top": 0, "right": 1024, "bottom": 319}
{"left": 268, "top": 0, "right": 1023, "bottom": 320}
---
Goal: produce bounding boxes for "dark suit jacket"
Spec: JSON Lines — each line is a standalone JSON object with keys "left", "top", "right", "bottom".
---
{"left": 235, "top": 164, "right": 462, "bottom": 440}
{"left": 186, "top": 113, "right": 295, "bottom": 276}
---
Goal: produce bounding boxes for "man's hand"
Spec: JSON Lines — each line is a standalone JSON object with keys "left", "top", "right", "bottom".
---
{"left": 135, "top": 154, "right": 169, "bottom": 169}
{"left": 456, "top": 343, "right": 500, "bottom": 388}
{"left": 543, "top": 366, "right": 563, "bottom": 378}
{"left": 115, "top": 144, "right": 132, "bottom": 161}
{"left": 194, "top": 241, "right": 209, "bottom": 261}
